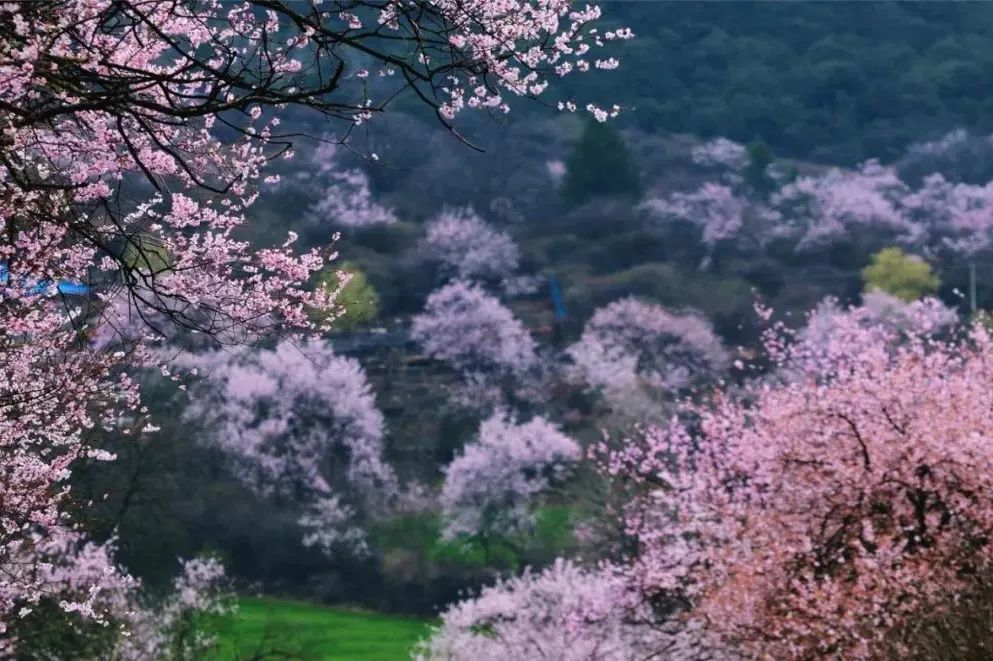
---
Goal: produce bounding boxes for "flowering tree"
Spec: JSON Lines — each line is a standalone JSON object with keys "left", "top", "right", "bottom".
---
{"left": 304, "top": 142, "right": 397, "bottom": 229}
{"left": 440, "top": 413, "right": 580, "bottom": 542}
{"left": 415, "top": 558, "right": 719, "bottom": 661}
{"left": 0, "top": 330, "right": 140, "bottom": 634}
{"left": 772, "top": 160, "right": 915, "bottom": 249}
{"left": 411, "top": 280, "right": 539, "bottom": 409}
{"left": 420, "top": 208, "right": 521, "bottom": 284}
{"left": 0, "top": 0, "right": 622, "bottom": 638}
{"left": 606, "top": 312, "right": 993, "bottom": 659}
{"left": 187, "top": 339, "right": 396, "bottom": 556}
{"left": 3, "top": 537, "right": 230, "bottom": 659}
{"left": 113, "top": 556, "right": 232, "bottom": 660}
{"left": 639, "top": 183, "right": 756, "bottom": 258}
{"left": 690, "top": 138, "right": 748, "bottom": 174}
{"left": 640, "top": 181, "right": 784, "bottom": 267}
{"left": 568, "top": 298, "right": 727, "bottom": 417}
{"left": 900, "top": 173, "right": 993, "bottom": 256}
{"left": 897, "top": 129, "right": 993, "bottom": 186}
{"left": 0, "top": 531, "right": 137, "bottom": 656}
{"left": 801, "top": 291, "right": 957, "bottom": 355}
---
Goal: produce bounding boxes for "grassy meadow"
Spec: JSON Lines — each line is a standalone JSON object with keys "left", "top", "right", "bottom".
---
{"left": 206, "top": 597, "right": 434, "bottom": 660}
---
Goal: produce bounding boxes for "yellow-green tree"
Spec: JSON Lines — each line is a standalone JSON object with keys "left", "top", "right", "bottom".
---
{"left": 862, "top": 247, "right": 939, "bottom": 302}
{"left": 123, "top": 234, "right": 172, "bottom": 274}
{"left": 313, "top": 262, "right": 379, "bottom": 329}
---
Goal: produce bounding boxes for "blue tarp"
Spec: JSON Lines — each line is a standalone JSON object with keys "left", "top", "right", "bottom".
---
{"left": 548, "top": 274, "right": 567, "bottom": 321}
{"left": 0, "top": 263, "right": 91, "bottom": 295}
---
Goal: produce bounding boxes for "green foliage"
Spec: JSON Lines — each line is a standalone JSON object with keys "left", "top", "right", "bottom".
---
{"left": 372, "top": 507, "right": 577, "bottom": 580}
{"left": 123, "top": 233, "right": 172, "bottom": 274}
{"left": 204, "top": 597, "right": 432, "bottom": 661}
{"left": 744, "top": 140, "right": 775, "bottom": 197}
{"left": 7, "top": 600, "right": 122, "bottom": 660}
{"left": 373, "top": 513, "right": 513, "bottom": 572}
{"left": 437, "top": 505, "right": 578, "bottom": 570}
{"left": 862, "top": 247, "right": 939, "bottom": 301}
{"left": 531, "top": 505, "right": 575, "bottom": 553}
{"left": 375, "top": 512, "right": 485, "bottom": 568}
{"left": 314, "top": 262, "right": 379, "bottom": 330}
{"left": 562, "top": 120, "right": 640, "bottom": 205}
{"left": 974, "top": 310, "right": 993, "bottom": 333}
{"left": 431, "top": 536, "right": 518, "bottom": 570}
{"left": 591, "top": 3, "right": 993, "bottom": 164}
{"left": 564, "top": 261, "right": 753, "bottom": 333}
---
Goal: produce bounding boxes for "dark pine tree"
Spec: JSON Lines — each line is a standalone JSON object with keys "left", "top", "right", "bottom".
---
{"left": 744, "top": 139, "right": 775, "bottom": 199}
{"left": 562, "top": 120, "right": 640, "bottom": 205}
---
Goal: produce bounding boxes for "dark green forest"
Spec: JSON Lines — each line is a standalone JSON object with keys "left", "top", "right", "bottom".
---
{"left": 591, "top": 2, "right": 993, "bottom": 164}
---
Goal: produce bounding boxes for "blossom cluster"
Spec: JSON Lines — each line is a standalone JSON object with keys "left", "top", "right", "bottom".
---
{"left": 420, "top": 208, "right": 522, "bottom": 284}
{"left": 415, "top": 558, "right": 723, "bottom": 660}
{"left": 304, "top": 142, "right": 397, "bottom": 229}
{"left": 568, "top": 297, "right": 727, "bottom": 415}
{"left": 2, "top": 536, "right": 229, "bottom": 658}
{"left": 186, "top": 340, "right": 397, "bottom": 556}
{"left": 690, "top": 138, "right": 749, "bottom": 172}
{"left": 440, "top": 413, "right": 580, "bottom": 540}
{"left": 643, "top": 150, "right": 993, "bottom": 256}
{"left": 411, "top": 280, "right": 540, "bottom": 409}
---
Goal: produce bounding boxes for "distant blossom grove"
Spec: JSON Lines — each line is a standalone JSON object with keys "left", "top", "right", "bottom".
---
{"left": 644, "top": 147, "right": 993, "bottom": 257}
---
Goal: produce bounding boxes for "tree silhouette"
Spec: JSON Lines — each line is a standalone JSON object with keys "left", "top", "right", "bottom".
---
{"left": 562, "top": 120, "right": 640, "bottom": 205}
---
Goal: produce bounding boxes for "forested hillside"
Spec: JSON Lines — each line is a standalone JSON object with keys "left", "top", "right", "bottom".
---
{"left": 72, "top": 0, "right": 993, "bottom": 620}
{"left": 596, "top": 2, "right": 993, "bottom": 164}
{"left": 8, "top": 1, "right": 993, "bottom": 658}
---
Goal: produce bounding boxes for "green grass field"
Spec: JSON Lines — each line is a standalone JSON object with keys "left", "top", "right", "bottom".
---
{"left": 206, "top": 597, "right": 434, "bottom": 660}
